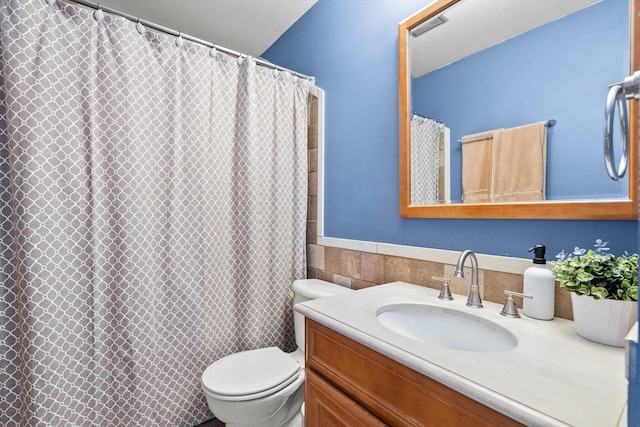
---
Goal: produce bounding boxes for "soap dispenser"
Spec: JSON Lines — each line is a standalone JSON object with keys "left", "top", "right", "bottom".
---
{"left": 522, "top": 245, "right": 555, "bottom": 320}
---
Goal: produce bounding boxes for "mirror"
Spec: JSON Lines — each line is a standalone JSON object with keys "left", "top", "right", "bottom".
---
{"left": 399, "top": 0, "right": 638, "bottom": 219}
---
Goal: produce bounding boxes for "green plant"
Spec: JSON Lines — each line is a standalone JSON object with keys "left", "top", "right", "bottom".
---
{"left": 553, "top": 239, "right": 637, "bottom": 301}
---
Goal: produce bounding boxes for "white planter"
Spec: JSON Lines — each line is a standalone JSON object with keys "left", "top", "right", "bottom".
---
{"left": 571, "top": 293, "right": 638, "bottom": 347}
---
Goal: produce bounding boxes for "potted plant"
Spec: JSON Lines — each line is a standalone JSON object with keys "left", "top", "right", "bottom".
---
{"left": 553, "top": 239, "right": 638, "bottom": 347}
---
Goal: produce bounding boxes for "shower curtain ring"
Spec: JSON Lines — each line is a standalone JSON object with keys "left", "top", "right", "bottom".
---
{"left": 175, "top": 32, "right": 185, "bottom": 48}
{"left": 93, "top": 3, "right": 105, "bottom": 21}
{"left": 136, "top": 17, "right": 146, "bottom": 35}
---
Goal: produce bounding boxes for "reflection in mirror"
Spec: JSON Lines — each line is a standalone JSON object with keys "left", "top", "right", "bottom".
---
{"left": 398, "top": 0, "right": 638, "bottom": 219}
{"left": 410, "top": 115, "right": 447, "bottom": 204}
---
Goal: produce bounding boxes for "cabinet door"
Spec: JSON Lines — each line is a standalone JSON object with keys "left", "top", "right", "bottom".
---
{"left": 306, "top": 369, "right": 387, "bottom": 427}
{"left": 306, "top": 319, "right": 523, "bottom": 427}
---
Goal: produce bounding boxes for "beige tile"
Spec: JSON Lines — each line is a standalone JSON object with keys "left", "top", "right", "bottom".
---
{"left": 483, "top": 270, "right": 523, "bottom": 306}
{"left": 443, "top": 264, "right": 467, "bottom": 296}
{"left": 308, "top": 172, "right": 317, "bottom": 197}
{"left": 361, "top": 252, "right": 384, "bottom": 284}
{"left": 333, "top": 274, "right": 352, "bottom": 288}
{"left": 307, "top": 196, "right": 317, "bottom": 221}
{"left": 307, "top": 244, "right": 324, "bottom": 270}
{"left": 317, "top": 270, "right": 334, "bottom": 283}
{"left": 324, "top": 247, "right": 342, "bottom": 274}
{"left": 384, "top": 256, "right": 411, "bottom": 283}
{"left": 307, "top": 124, "right": 318, "bottom": 149}
{"left": 351, "top": 279, "right": 378, "bottom": 290}
{"left": 309, "top": 97, "right": 318, "bottom": 125}
{"left": 341, "top": 250, "right": 361, "bottom": 280}
{"left": 555, "top": 284, "right": 573, "bottom": 320}
{"left": 308, "top": 148, "right": 318, "bottom": 173}
{"left": 305, "top": 242, "right": 569, "bottom": 322}
{"left": 306, "top": 220, "right": 317, "bottom": 245}
{"left": 409, "top": 260, "right": 445, "bottom": 288}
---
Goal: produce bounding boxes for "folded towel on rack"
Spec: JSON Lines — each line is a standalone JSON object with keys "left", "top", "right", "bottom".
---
{"left": 490, "top": 122, "right": 546, "bottom": 202}
{"left": 461, "top": 130, "right": 495, "bottom": 203}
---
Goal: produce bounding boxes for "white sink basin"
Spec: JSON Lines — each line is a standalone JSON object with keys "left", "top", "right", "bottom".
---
{"left": 376, "top": 303, "right": 517, "bottom": 353}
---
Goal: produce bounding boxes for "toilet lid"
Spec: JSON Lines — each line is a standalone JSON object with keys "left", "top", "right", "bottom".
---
{"left": 202, "top": 347, "right": 300, "bottom": 398}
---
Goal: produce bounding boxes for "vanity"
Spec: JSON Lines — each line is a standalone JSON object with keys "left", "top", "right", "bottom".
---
{"left": 296, "top": 282, "right": 627, "bottom": 426}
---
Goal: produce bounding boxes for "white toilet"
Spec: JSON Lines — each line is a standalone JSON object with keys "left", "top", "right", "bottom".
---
{"left": 201, "top": 279, "right": 352, "bottom": 427}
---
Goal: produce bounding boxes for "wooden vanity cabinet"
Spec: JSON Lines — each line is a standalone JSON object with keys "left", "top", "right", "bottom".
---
{"left": 305, "top": 319, "right": 524, "bottom": 427}
{"left": 306, "top": 369, "right": 386, "bottom": 426}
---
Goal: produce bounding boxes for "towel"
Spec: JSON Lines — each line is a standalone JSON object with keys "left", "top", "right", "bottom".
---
{"left": 490, "top": 122, "right": 546, "bottom": 202}
{"left": 461, "top": 130, "right": 495, "bottom": 203}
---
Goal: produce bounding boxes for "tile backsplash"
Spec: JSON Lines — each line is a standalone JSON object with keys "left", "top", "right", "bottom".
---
{"left": 305, "top": 95, "right": 572, "bottom": 320}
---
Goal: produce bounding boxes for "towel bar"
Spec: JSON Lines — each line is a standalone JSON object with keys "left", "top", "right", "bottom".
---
{"left": 457, "top": 120, "right": 555, "bottom": 143}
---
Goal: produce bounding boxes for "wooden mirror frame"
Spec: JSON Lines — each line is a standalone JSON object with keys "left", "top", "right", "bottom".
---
{"left": 399, "top": 0, "right": 639, "bottom": 219}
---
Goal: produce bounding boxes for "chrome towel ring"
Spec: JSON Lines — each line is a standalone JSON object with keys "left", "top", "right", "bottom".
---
{"left": 604, "top": 70, "right": 640, "bottom": 181}
{"left": 604, "top": 84, "right": 628, "bottom": 181}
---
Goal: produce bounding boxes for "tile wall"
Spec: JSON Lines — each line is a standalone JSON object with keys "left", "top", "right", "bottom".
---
{"left": 305, "top": 95, "right": 573, "bottom": 320}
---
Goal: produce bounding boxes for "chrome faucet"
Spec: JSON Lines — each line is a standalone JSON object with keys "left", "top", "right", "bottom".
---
{"left": 454, "top": 250, "right": 483, "bottom": 308}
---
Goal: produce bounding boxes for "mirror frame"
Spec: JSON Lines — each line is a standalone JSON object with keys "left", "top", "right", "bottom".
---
{"left": 399, "top": 0, "right": 639, "bottom": 219}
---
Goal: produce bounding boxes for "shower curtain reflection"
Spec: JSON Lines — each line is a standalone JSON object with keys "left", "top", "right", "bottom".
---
{"left": 0, "top": 1, "right": 310, "bottom": 425}
{"left": 410, "top": 115, "right": 444, "bottom": 205}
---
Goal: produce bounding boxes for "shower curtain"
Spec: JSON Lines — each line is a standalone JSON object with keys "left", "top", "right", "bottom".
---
{"left": 0, "top": 0, "right": 310, "bottom": 425}
{"left": 410, "top": 115, "right": 443, "bottom": 205}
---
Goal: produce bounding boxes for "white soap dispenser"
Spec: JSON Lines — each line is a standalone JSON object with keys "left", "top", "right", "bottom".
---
{"left": 522, "top": 245, "right": 555, "bottom": 320}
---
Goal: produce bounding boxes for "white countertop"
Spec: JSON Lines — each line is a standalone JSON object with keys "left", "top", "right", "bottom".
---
{"left": 295, "top": 281, "right": 627, "bottom": 427}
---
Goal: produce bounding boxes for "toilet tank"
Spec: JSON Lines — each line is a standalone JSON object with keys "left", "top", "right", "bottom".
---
{"left": 292, "top": 279, "right": 352, "bottom": 351}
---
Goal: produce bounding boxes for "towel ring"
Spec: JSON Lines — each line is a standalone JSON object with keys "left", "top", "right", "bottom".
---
{"left": 604, "top": 84, "right": 628, "bottom": 181}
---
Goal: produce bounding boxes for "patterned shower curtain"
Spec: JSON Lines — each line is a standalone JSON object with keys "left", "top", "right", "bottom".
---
{"left": 410, "top": 115, "right": 444, "bottom": 205}
{"left": 0, "top": 0, "right": 310, "bottom": 425}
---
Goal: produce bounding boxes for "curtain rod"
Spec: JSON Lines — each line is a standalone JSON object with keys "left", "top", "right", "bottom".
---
{"left": 60, "top": 0, "right": 315, "bottom": 82}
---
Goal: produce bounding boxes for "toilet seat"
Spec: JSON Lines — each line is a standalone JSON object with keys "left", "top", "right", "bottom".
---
{"left": 201, "top": 347, "right": 301, "bottom": 402}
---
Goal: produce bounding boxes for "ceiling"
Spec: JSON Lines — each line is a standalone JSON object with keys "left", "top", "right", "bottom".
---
{"left": 88, "top": 1, "right": 602, "bottom": 76}
{"left": 92, "top": 0, "right": 317, "bottom": 57}
{"left": 411, "top": 0, "right": 601, "bottom": 78}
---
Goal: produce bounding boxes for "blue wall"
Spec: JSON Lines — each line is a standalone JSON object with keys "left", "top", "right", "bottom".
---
{"left": 412, "top": 0, "right": 629, "bottom": 202}
{"left": 263, "top": 0, "right": 638, "bottom": 259}
{"left": 264, "top": 3, "right": 640, "bottom": 420}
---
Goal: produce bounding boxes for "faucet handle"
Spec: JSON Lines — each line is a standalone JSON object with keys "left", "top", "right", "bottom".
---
{"left": 500, "top": 290, "right": 533, "bottom": 318}
{"left": 431, "top": 276, "right": 453, "bottom": 301}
